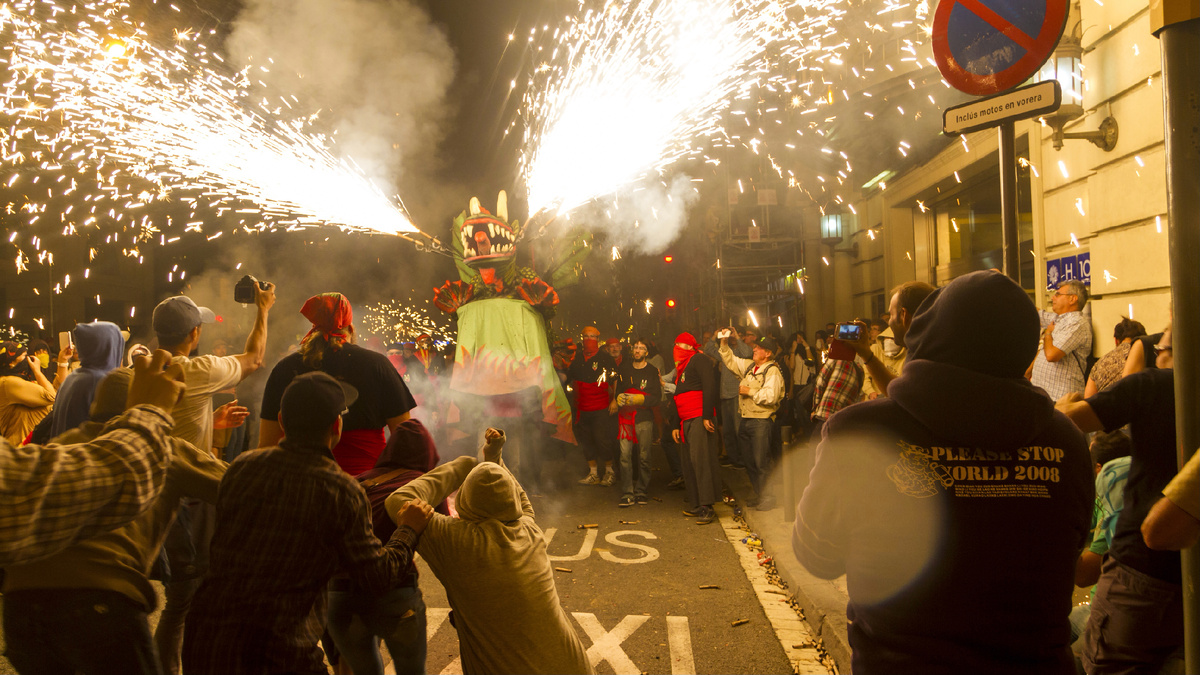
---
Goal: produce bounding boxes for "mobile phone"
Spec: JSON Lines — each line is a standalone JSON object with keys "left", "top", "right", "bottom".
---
{"left": 717, "top": 329, "right": 732, "bottom": 339}
{"left": 58, "top": 331, "right": 73, "bottom": 352}
{"left": 835, "top": 323, "right": 863, "bottom": 341}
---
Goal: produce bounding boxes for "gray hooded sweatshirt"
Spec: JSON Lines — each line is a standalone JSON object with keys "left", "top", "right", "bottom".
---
{"left": 386, "top": 456, "right": 592, "bottom": 675}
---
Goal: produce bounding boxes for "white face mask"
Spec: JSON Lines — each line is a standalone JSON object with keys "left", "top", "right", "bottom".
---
{"left": 883, "top": 338, "right": 902, "bottom": 357}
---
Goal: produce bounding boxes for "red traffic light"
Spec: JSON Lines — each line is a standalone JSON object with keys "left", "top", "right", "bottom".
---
{"left": 663, "top": 255, "right": 674, "bottom": 263}
{"left": 666, "top": 299, "right": 677, "bottom": 308}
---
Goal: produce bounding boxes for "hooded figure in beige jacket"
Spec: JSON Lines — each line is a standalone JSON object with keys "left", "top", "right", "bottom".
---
{"left": 385, "top": 428, "right": 592, "bottom": 675}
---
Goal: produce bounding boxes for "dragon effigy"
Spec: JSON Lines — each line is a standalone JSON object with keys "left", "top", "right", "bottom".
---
{"left": 433, "top": 191, "right": 586, "bottom": 444}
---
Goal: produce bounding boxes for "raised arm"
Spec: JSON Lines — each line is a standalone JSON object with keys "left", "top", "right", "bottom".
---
{"left": 233, "top": 282, "right": 276, "bottom": 379}
{"left": 477, "top": 428, "right": 534, "bottom": 518}
{"left": 385, "top": 456, "right": 477, "bottom": 521}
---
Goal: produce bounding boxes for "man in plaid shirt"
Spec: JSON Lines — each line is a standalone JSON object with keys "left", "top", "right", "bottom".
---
{"left": 812, "top": 356, "right": 864, "bottom": 432}
{"left": 1029, "top": 279, "right": 1093, "bottom": 401}
{"left": 0, "top": 350, "right": 185, "bottom": 567}
{"left": 182, "top": 372, "right": 433, "bottom": 675}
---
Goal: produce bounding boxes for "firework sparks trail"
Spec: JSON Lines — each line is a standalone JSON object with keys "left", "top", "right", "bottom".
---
{"left": 519, "top": 0, "right": 795, "bottom": 216}
{"left": 0, "top": 0, "right": 415, "bottom": 236}
{"left": 362, "top": 298, "right": 451, "bottom": 345}
{"left": 515, "top": 0, "right": 958, "bottom": 220}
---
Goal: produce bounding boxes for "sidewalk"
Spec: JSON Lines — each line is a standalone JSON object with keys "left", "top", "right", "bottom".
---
{"left": 719, "top": 456, "right": 853, "bottom": 675}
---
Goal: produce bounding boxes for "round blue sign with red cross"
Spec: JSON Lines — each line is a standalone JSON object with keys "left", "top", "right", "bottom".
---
{"left": 932, "top": 0, "right": 1069, "bottom": 96}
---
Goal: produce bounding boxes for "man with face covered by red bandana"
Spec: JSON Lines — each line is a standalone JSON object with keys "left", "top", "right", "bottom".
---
{"left": 666, "top": 332, "right": 720, "bottom": 524}
{"left": 568, "top": 327, "right": 620, "bottom": 485}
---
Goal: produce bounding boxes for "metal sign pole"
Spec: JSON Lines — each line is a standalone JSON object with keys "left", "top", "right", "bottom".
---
{"left": 1157, "top": 12, "right": 1200, "bottom": 672}
{"left": 999, "top": 121, "right": 1021, "bottom": 282}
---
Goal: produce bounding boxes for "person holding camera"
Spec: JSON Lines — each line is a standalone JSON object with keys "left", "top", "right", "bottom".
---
{"left": 703, "top": 327, "right": 753, "bottom": 469}
{"left": 844, "top": 280, "right": 936, "bottom": 400}
{"left": 718, "top": 331, "right": 785, "bottom": 511}
{"left": 150, "top": 284, "right": 275, "bottom": 675}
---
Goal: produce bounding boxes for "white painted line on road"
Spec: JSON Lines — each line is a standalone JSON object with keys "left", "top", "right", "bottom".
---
{"left": 573, "top": 612, "right": 651, "bottom": 675}
{"left": 717, "top": 509, "right": 830, "bottom": 674}
{"left": 666, "top": 615, "right": 696, "bottom": 675}
{"left": 544, "top": 526, "right": 598, "bottom": 561}
{"left": 427, "top": 607, "right": 451, "bottom": 640}
{"left": 599, "top": 530, "right": 660, "bottom": 564}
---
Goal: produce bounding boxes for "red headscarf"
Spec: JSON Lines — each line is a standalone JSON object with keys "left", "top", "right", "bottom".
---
{"left": 301, "top": 293, "right": 353, "bottom": 343}
{"left": 673, "top": 332, "right": 699, "bottom": 381}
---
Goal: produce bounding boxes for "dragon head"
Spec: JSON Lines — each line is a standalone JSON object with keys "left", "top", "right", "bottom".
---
{"left": 453, "top": 190, "right": 521, "bottom": 271}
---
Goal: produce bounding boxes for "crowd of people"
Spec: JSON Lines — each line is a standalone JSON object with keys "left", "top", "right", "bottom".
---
{"left": 0, "top": 271, "right": 1196, "bottom": 675}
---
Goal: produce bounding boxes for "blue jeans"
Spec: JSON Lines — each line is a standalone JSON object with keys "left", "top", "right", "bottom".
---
{"left": 327, "top": 584, "right": 426, "bottom": 675}
{"left": 720, "top": 398, "right": 742, "bottom": 465}
{"left": 619, "top": 420, "right": 654, "bottom": 497}
{"left": 738, "top": 417, "right": 773, "bottom": 499}
{"left": 3, "top": 588, "right": 161, "bottom": 675}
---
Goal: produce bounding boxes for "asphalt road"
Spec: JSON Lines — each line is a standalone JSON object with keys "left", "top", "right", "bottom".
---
{"left": 0, "top": 442, "right": 824, "bottom": 675}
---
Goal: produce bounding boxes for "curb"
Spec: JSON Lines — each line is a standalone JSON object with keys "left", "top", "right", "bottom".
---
{"left": 723, "top": 468, "right": 853, "bottom": 674}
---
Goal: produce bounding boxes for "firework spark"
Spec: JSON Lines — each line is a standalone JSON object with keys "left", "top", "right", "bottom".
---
{"left": 361, "top": 297, "right": 450, "bottom": 345}
{"left": 0, "top": 0, "right": 415, "bottom": 237}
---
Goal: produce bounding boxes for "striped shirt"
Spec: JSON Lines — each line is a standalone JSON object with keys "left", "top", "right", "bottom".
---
{"left": 0, "top": 405, "right": 174, "bottom": 567}
{"left": 1031, "top": 310, "right": 1092, "bottom": 401}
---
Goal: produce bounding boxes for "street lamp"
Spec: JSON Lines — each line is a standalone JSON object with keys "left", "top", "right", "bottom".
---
{"left": 1036, "top": 20, "right": 1119, "bottom": 151}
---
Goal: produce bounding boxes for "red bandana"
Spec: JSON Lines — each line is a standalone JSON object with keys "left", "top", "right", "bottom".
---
{"left": 673, "top": 332, "right": 699, "bottom": 381}
{"left": 300, "top": 293, "right": 353, "bottom": 343}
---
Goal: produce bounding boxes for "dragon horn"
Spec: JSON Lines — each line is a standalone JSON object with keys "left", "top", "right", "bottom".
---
{"left": 469, "top": 197, "right": 482, "bottom": 216}
{"left": 496, "top": 190, "right": 508, "bottom": 223}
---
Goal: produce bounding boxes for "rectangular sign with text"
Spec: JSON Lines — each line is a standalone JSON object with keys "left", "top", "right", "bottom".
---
{"left": 943, "top": 80, "right": 1062, "bottom": 136}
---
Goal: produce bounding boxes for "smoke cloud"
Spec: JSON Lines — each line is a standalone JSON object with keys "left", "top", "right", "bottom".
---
{"left": 225, "top": 0, "right": 455, "bottom": 193}
{"left": 558, "top": 174, "right": 701, "bottom": 255}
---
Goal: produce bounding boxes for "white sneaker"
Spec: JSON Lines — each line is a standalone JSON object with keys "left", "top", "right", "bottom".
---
{"left": 600, "top": 471, "right": 615, "bottom": 487}
{"left": 578, "top": 473, "right": 600, "bottom": 485}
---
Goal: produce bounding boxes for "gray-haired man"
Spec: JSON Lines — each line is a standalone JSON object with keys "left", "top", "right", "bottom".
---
{"left": 1028, "top": 279, "right": 1092, "bottom": 401}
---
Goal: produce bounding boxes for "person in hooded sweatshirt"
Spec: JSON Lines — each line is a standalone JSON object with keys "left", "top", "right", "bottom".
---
{"left": 48, "top": 321, "right": 125, "bottom": 438}
{"left": 385, "top": 428, "right": 593, "bottom": 675}
{"left": 327, "top": 419, "right": 449, "bottom": 675}
{"left": 793, "top": 270, "right": 1093, "bottom": 675}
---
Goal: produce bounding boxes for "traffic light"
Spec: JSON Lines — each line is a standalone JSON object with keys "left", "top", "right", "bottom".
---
{"left": 663, "top": 254, "right": 674, "bottom": 263}
{"left": 665, "top": 298, "right": 676, "bottom": 308}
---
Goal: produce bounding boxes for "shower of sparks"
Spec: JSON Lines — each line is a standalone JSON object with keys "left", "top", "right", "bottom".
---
{"left": 361, "top": 298, "right": 451, "bottom": 345}
{"left": 510, "top": 0, "right": 949, "bottom": 228}
{"left": 518, "top": 0, "right": 792, "bottom": 214}
{"left": 0, "top": 0, "right": 416, "bottom": 266}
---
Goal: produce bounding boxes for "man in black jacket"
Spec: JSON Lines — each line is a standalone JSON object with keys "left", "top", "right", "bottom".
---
{"left": 794, "top": 271, "right": 1093, "bottom": 674}
{"left": 666, "top": 332, "right": 720, "bottom": 524}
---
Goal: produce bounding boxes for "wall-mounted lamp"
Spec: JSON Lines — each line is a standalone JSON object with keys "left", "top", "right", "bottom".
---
{"left": 1036, "top": 18, "right": 1118, "bottom": 151}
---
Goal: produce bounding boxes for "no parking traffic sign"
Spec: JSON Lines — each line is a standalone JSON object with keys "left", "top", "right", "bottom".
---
{"left": 932, "top": 0, "right": 1069, "bottom": 96}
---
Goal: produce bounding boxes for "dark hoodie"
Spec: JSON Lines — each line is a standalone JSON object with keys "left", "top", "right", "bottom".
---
{"left": 356, "top": 418, "right": 446, "bottom": 545}
{"left": 793, "top": 271, "right": 1092, "bottom": 675}
{"left": 49, "top": 322, "right": 124, "bottom": 437}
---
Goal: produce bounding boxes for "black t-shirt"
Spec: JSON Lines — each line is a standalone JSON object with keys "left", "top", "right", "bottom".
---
{"left": 260, "top": 344, "right": 417, "bottom": 432}
{"left": 616, "top": 361, "right": 662, "bottom": 424}
{"left": 567, "top": 349, "right": 619, "bottom": 384}
{"left": 1086, "top": 367, "right": 1180, "bottom": 583}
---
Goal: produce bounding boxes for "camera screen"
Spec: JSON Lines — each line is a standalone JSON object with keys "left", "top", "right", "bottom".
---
{"left": 836, "top": 324, "right": 862, "bottom": 340}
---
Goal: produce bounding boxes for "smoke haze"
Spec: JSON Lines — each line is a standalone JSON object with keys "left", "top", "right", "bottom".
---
{"left": 559, "top": 174, "right": 701, "bottom": 255}
{"left": 225, "top": 0, "right": 456, "bottom": 197}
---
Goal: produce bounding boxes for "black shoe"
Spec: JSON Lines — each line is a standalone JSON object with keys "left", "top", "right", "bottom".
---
{"left": 635, "top": 494, "right": 650, "bottom": 505}
{"left": 755, "top": 496, "right": 778, "bottom": 511}
{"left": 682, "top": 506, "right": 706, "bottom": 517}
{"left": 694, "top": 507, "right": 716, "bottom": 524}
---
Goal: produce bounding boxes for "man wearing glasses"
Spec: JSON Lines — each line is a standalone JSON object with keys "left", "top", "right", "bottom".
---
{"left": 1028, "top": 279, "right": 1093, "bottom": 401}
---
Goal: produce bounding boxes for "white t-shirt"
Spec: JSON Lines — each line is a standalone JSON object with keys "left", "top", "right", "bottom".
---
{"left": 170, "top": 354, "right": 241, "bottom": 453}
